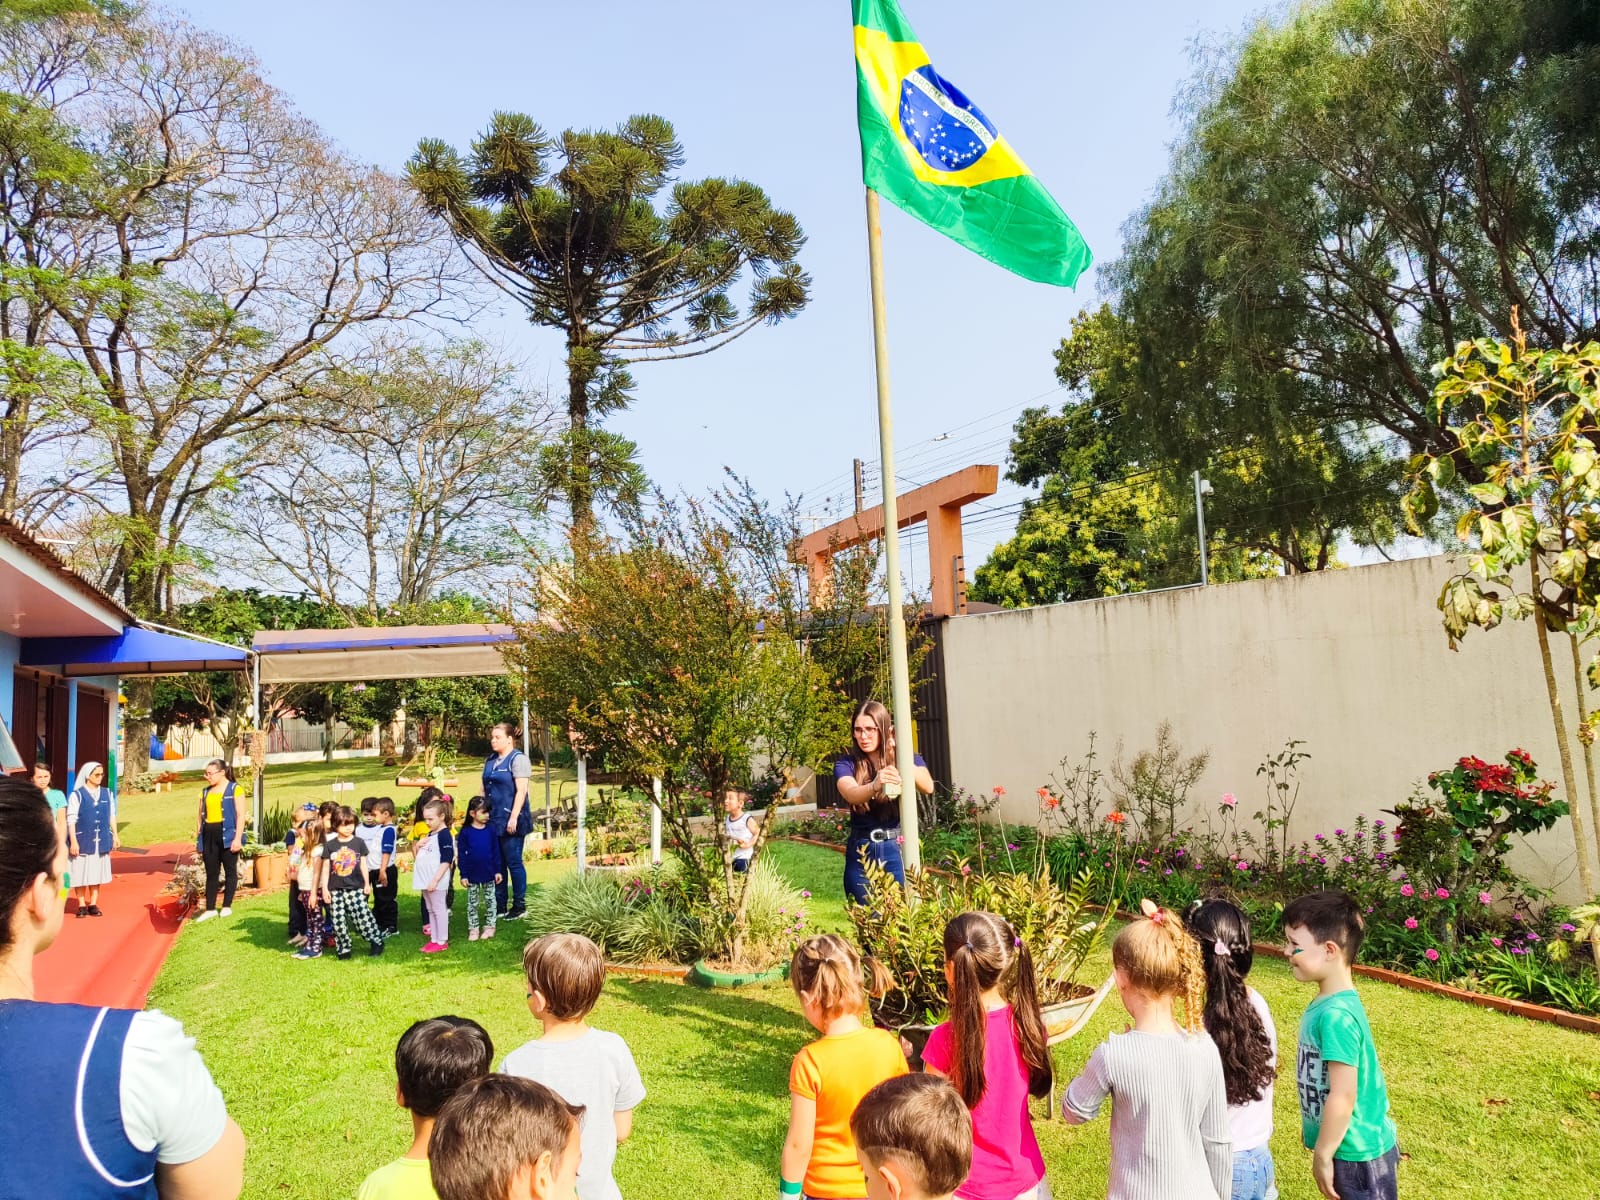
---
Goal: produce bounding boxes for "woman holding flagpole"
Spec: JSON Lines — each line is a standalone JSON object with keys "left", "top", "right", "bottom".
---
{"left": 834, "top": 700, "right": 933, "bottom": 904}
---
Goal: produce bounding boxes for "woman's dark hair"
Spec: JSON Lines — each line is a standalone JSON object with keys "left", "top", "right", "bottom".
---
{"left": 205, "top": 759, "right": 236, "bottom": 785}
{"left": 1187, "top": 899, "right": 1275, "bottom": 1106}
{"left": 943, "top": 911, "right": 1051, "bottom": 1108}
{"left": 0, "top": 775, "right": 60, "bottom": 953}
{"left": 848, "top": 699, "right": 893, "bottom": 785}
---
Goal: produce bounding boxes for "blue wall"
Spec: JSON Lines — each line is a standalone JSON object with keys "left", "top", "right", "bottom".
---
{"left": 0, "top": 631, "right": 18, "bottom": 729}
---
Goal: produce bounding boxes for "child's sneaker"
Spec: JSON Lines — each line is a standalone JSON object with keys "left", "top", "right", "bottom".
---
{"left": 292, "top": 946, "right": 320, "bottom": 960}
{"left": 337, "top": 950, "right": 352, "bottom": 961}
{"left": 420, "top": 941, "right": 447, "bottom": 953}
{"left": 468, "top": 928, "right": 480, "bottom": 942}
{"left": 369, "top": 941, "right": 385, "bottom": 957}
{"left": 483, "top": 925, "right": 496, "bottom": 940}
{"left": 422, "top": 925, "right": 430, "bottom": 938}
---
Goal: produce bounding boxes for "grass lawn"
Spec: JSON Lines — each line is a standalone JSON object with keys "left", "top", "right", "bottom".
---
{"left": 145, "top": 840, "right": 1600, "bottom": 1200}
{"left": 115, "top": 757, "right": 578, "bottom": 846}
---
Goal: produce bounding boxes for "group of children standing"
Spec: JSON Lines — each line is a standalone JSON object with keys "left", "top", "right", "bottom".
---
{"left": 284, "top": 787, "right": 507, "bottom": 960}
{"left": 784, "top": 889, "right": 1397, "bottom": 1200}
{"left": 340, "top": 886, "right": 1394, "bottom": 1200}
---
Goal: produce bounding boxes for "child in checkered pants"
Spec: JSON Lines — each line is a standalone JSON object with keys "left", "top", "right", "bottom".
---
{"left": 321, "top": 805, "right": 387, "bottom": 959}
{"left": 457, "top": 797, "right": 505, "bottom": 941}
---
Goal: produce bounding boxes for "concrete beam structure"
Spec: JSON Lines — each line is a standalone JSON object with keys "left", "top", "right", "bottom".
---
{"left": 795, "top": 464, "right": 998, "bottom": 617}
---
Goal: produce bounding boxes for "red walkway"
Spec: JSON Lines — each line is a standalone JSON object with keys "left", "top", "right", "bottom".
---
{"left": 35, "top": 841, "right": 189, "bottom": 1009}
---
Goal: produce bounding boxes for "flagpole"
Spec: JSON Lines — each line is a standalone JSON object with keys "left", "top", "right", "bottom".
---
{"left": 864, "top": 186, "right": 921, "bottom": 874}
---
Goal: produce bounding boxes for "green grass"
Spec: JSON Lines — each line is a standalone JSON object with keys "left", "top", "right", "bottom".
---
{"left": 115, "top": 758, "right": 578, "bottom": 846}
{"left": 146, "top": 841, "right": 1600, "bottom": 1200}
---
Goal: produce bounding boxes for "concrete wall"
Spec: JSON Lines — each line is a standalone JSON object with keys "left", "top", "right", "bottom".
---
{"left": 942, "top": 555, "right": 1593, "bottom": 902}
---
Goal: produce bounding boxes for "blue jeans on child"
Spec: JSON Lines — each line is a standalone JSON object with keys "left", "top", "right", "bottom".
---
{"left": 842, "top": 832, "right": 904, "bottom": 905}
{"left": 1332, "top": 1146, "right": 1399, "bottom": 1200}
{"left": 1231, "top": 1145, "right": 1277, "bottom": 1200}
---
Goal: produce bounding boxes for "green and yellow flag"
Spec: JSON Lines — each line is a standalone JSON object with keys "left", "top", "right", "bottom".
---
{"left": 853, "top": 0, "right": 1091, "bottom": 287}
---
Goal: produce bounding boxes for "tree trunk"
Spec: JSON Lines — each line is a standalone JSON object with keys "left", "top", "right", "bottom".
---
{"left": 1566, "top": 634, "right": 1600, "bottom": 883}
{"left": 566, "top": 345, "right": 594, "bottom": 538}
{"left": 123, "top": 678, "right": 154, "bottom": 776}
{"left": 1531, "top": 558, "right": 1600, "bottom": 965}
{"left": 323, "top": 710, "right": 336, "bottom": 764}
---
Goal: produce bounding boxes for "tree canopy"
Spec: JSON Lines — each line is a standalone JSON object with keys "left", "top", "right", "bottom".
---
{"left": 1080, "top": 0, "right": 1598, "bottom": 565}
{"left": 408, "top": 113, "right": 810, "bottom": 532}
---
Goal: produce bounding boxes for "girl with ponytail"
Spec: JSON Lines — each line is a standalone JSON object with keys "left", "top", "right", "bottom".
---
{"left": 1188, "top": 899, "right": 1278, "bottom": 1200}
{"left": 781, "top": 935, "right": 906, "bottom": 1200}
{"left": 1062, "top": 900, "right": 1233, "bottom": 1200}
{"left": 921, "top": 912, "right": 1050, "bottom": 1200}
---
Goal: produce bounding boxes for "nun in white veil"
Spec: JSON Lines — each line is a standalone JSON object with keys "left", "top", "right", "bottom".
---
{"left": 65, "top": 761, "right": 119, "bottom": 915}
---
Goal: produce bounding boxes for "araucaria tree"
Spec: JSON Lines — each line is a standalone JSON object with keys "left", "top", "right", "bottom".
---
{"left": 408, "top": 114, "right": 810, "bottom": 533}
{"left": 509, "top": 501, "right": 849, "bottom": 961}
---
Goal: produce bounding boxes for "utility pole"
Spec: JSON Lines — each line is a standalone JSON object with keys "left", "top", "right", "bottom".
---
{"left": 853, "top": 458, "right": 865, "bottom": 515}
{"left": 1194, "top": 470, "right": 1213, "bottom": 585}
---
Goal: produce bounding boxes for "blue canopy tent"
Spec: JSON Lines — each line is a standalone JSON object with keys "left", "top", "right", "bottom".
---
{"left": 20, "top": 627, "right": 250, "bottom": 677}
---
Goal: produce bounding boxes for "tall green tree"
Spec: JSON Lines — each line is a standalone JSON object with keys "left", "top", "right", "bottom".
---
{"left": 408, "top": 114, "right": 810, "bottom": 533}
{"left": 1101, "top": 0, "right": 1599, "bottom": 530}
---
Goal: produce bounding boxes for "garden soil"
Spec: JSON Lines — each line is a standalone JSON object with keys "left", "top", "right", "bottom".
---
{"left": 34, "top": 841, "right": 189, "bottom": 1009}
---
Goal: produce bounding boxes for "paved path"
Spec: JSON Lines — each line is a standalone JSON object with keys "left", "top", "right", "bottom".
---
{"left": 35, "top": 841, "right": 190, "bottom": 1008}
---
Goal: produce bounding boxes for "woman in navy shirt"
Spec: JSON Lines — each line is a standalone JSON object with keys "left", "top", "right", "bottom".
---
{"left": 833, "top": 699, "right": 934, "bottom": 904}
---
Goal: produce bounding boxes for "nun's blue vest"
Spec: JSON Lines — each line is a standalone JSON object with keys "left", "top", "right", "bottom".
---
{"left": 0, "top": 1001, "right": 158, "bottom": 1196}
{"left": 72, "top": 786, "right": 115, "bottom": 856}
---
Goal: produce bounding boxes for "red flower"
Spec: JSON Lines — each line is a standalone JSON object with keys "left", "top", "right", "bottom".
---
{"left": 1105, "top": 811, "right": 1127, "bottom": 826}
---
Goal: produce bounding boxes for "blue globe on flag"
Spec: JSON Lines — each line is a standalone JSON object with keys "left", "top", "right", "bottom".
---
{"left": 897, "top": 65, "right": 998, "bottom": 174}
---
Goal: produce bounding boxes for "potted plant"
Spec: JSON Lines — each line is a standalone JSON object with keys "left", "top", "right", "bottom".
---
{"left": 850, "top": 855, "right": 1116, "bottom": 1067}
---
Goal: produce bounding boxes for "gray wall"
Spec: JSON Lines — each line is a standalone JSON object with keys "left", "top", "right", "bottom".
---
{"left": 942, "top": 555, "right": 1593, "bottom": 902}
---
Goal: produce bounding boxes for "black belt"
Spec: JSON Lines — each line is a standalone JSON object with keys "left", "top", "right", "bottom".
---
{"left": 853, "top": 827, "right": 901, "bottom": 843}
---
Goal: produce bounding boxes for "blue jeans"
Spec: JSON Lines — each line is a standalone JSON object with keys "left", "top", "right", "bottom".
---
{"left": 1231, "top": 1145, "right": 1277, "bottom": 1200}
{"left": 496, "top": 834, "right": 527, "bottom": 913}
{"left": 1332, "top": 1146, "right": 1399, "bottom": 1200}
{"left": 843, "top": 833, "right": 904, "bottom": 905}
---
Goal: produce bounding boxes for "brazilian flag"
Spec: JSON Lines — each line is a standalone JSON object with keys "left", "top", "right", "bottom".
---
{"left": 853, "top": 0, "right": 1092, "bottom": 287}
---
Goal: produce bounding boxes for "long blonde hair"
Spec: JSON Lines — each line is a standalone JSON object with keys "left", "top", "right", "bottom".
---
{"left": 1112, "top": 902, "right": 1206, "bottom": 1032}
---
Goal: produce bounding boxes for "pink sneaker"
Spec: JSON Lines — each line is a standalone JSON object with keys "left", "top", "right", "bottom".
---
{"left": 468, "top": 929, "right": 480, "bottom": 941}
{"left": 420, "top": 941, "right": 447, "bottom": 953}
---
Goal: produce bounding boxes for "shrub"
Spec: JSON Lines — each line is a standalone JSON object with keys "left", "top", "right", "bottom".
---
{"left": 850, "top": 857, "right": 1111, "bottom": 1028}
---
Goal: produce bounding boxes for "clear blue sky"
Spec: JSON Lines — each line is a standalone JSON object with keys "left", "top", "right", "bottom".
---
{"left": 176, "top": 0, "right": 1272, "bottom": 580}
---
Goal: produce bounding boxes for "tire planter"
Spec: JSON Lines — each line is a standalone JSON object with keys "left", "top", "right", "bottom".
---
{"left": 604, "top": 961, "right": 691, "bottom": 980}
{"left": 688, "top": 958, "right": 788, "bottom": 989}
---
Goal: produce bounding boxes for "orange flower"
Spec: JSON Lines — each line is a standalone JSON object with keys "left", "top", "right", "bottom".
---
{"left": 1105, "top": 811, "right": 1127, "bottom": 825}
{"left": 993, "top": 785, "right": 1006, "bottom": 797}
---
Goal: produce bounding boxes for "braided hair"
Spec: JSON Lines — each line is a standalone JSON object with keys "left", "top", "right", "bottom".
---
{"left": 1111, "top": 901, "right": 1206, "bottom": 1033}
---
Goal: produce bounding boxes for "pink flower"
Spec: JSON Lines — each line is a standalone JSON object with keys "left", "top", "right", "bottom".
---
{"left": 1435, "top": 888, "right": 1450, "bottom": 899}
{"left": 1478, "top": 892, "right": 1493, "bottom": 905}
{"left": 1235, "top": 861, "right": 1250, "bottom": 871}
{"left": 1220, "top": 793, "right": 1238, "bottom": 808}
{"left": 1400, "top": 883, "right": 1415, "bottom": 897}
{"left": 993, "top": 785, "right": 1006, "bottom": 797}
{"left": 1425, "top": 948, "right": 1439, "bottom": 962}
{"left": 1404, "top": 918, "right": 1418, "bottom": 929}
{"left": 1526, "top": 932, "right": 1541, "bottom": 942}
{"left": 960, "top": 864, "right": 971, "bottom": 877}
{"left": 1491, "top": 937, "right": 1503, "bottom": 947}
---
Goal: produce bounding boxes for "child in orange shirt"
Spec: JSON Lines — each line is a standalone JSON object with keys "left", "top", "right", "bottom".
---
{"left": 782, "top": 934, "right": 907, "bottom": 1200}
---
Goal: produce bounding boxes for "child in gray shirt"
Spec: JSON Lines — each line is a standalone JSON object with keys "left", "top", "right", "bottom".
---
{"left": 504, "top": 933, "right": 645, "bottom": 1200}
{"left": 1062, "top": 902, "right": 1231, "bottom": 1200}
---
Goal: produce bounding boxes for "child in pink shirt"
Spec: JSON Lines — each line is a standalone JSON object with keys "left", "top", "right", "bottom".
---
{"left": 920, "top": 911, "right": 1052, "bottom": 1200}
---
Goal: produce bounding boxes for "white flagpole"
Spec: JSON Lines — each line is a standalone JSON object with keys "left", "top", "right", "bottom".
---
{"left": 864, "top": 187, "right": 921, "bottom": 872}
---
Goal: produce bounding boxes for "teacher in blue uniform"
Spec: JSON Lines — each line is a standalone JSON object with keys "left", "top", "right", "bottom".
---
{"left": 833, "top": 699, "right": 934, "bottom": 905}
{"left": 483, "top": 721, "right": 533, "bottom": 920}
{"left": 0, "top": 773, "right": 245, "bottom": 1198}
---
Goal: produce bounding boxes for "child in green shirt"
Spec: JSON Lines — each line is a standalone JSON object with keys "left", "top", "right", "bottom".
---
{"left": 1283, "top": 891, "right": 1398, "bottom": 1200}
